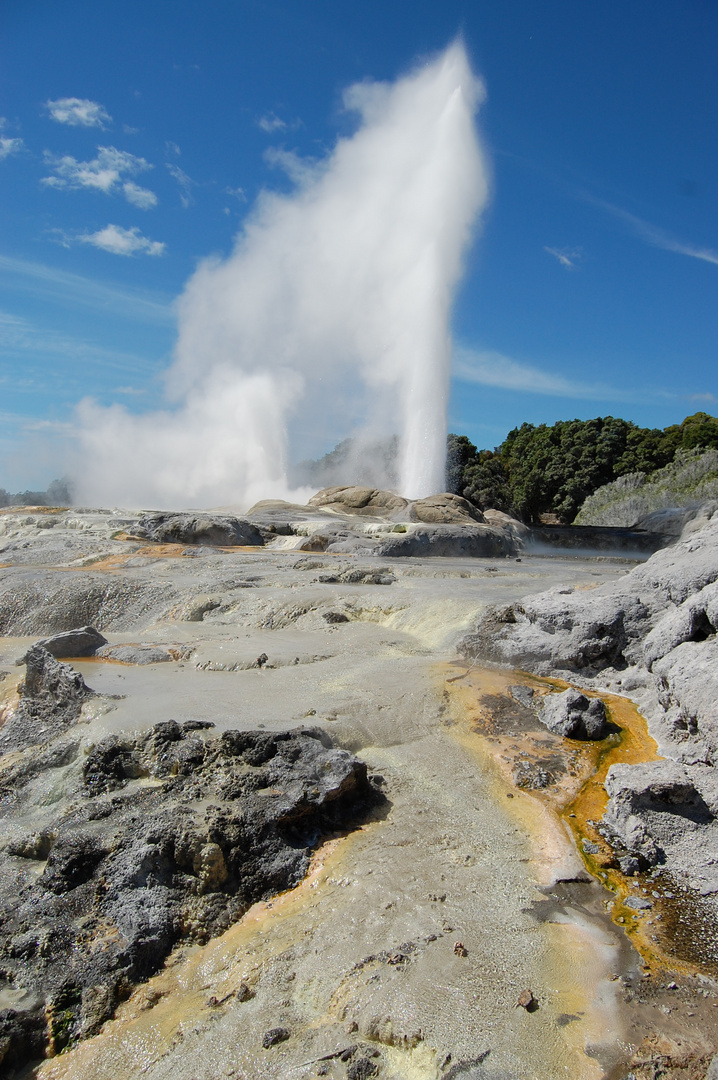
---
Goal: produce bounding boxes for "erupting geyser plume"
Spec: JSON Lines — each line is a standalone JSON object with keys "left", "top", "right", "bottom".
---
{"left": 74, "top": 43, "right": 488, "bottom": 508}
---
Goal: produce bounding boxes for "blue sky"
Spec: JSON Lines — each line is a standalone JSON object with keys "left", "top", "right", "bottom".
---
{"left": 1, "top": 0, "right": 717, "bottom": 489}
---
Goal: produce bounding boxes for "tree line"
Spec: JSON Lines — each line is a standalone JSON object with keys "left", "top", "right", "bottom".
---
{"left": 447, "top": 412, "right": 718, "bottom": 524}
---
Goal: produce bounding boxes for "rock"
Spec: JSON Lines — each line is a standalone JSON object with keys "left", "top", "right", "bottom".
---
{"left": 183, "top": 595, "right": 223, "bottom": 622}
{"left": 516, "top": 989, "right": 536, "bottom": 1010}
{"left": 347, "top": 1060, "right": 378, "bottom": 1080}
{"left": 323, "top": 611, "right": 349, "bottom": 624}
{"left": 603, "top": 761, "right": 712, "bottom": 867}
{"left": 624, "top": 895, "right": 652, "bottom": 910}
{"left": 134, "top": 513, "right": 264, "bottom": 547}
{"left": 262, "top": 1027, "right": 290, "bottom": 1048}
{"left": 376, "top": 524, "right": 517, "bottom": 559}
{"left": 0, "top": 646, "right": 92, "bottom": 753}
{"left": 540, "top": 689, "right": 610, "bottom": 741}
{"left": 317, "top": 568, "right": 394, "bottom": 585}
{"left": 509, "top": 685, "right": 535, "bottom": 709}
{"left": 95, "top": 644, "right": 174, "bottom": 665}
{"left": 409, "top": 494, "right": 485, "bottom": 525}
{"left": 308, "top": 487, "right": 408, "bottom": 517}
{"left": 0, "top": 723, "right": 378, "bottom": 1069}
{"left": 24, "top": 626, "right": 107, "bottom": 660}
{"left": 706, "top": 1053, "right": 718, "bottom": 1080}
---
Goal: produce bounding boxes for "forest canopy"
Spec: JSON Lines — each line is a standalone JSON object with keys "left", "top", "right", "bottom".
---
{"left": 448, "top": 412, "right": 718, "bottom": 524}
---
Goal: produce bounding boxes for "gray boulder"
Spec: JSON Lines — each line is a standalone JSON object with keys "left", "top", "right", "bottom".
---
{"left": 135, "top": 513, "right": 264, "bottom": 547}
{"left": 540, "top": 688, "right": 610, "bottom": 740}
{"left": 375, "top": 524, "right": 517, "bottom": 559}
{"left": 25, "top": 625, "right": 107, "bottom": 660}
{"left": 603, "top": 761, "right": 712, "bottom": 866}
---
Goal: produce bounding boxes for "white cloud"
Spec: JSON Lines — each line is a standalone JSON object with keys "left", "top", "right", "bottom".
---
{"left": 165, "top": 141, "right": 181, "bottom": 156}
{"left": 45, "top": 97, "right": 112, "bottom": 128}
{"left": 0, "top": 136, "right": 24, "bottom": 160}
{"left": 77, "top": 224, "right": 165, "bottom": 257}
{"left": 264, "top": 146, "right": 319, "bottom": 186}
{"left": 166, "top": 163, "right": 195, "bottom": 207}
{"left": 257, "top": 112, "right": 287, "bottom": 133}
{"left": 225, "top": 186, "right": 246, "bottom": 201}
{"left": 589, "top": 196, "right": 718, "bottom": 267}
{"left": 544, "top": 246, "right": 582, "bottom": 270}
{"left": 123, "top": 181, "right": 158, "bottom": 209}
{"left": 42, "top": 145, "right": 156, "bottom": 207}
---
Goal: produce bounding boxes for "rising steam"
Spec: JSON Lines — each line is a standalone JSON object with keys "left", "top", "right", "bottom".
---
{"left": 74, "top": 43, "right": 488, "bottom": 509}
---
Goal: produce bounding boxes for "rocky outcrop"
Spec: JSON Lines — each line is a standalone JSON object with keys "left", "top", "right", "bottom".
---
{"left": 0, "top": 722, "right": 379, "bottom": 1070}
{"left": 409, "top": 494, "right": 485, "bottom": 525}
{"left": 0, "top": 646, "right": 93, "bottom": 753}
{"left": 134, "top": 513, "right": 265, "bottom": 547}
{"left": 459, "top": 509, "right": 718, "bottom": 898}
{"left": 375, "top": 524, "right": 516, "bottom": 558}
{"left": 308, "top": 487, "right": 408, "bottom": 517}
{"left": 540, "top": 688, "right": 611, "bottom": 740}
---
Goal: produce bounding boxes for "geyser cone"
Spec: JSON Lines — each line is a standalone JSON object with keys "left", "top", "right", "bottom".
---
{"left": 73, "top": 43, "right": 489, "bottom": 509}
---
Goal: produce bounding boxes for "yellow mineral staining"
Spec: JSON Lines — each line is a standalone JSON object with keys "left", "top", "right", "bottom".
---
{"left": 442, "top": 662, "right": 712, "bottom": 977}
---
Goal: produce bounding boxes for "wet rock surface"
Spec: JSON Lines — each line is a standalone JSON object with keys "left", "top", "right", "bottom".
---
{"left": 0, "top": 720, "right": 378, "bottom": 1069}
{"left": 460, "top": 508, "right": 718, "bottom": 960}
{"left": 133, "top": 513, "right": 265, "bottom": 547}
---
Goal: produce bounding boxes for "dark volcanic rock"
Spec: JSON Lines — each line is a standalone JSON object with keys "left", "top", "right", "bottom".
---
{"left": 540, "top": 688, "right": 611, "bottom": 741}
{"left": 134, "top": 513, "right": 264, "bottom": 547}
{"left": 0, "top": 723, "right": 378, "bottom": 1069}
{"left": 26, "top": 625, "right": 108, "bottom": 660}
{"left": 0, "top": 646, "right": 92, "bottom": 753}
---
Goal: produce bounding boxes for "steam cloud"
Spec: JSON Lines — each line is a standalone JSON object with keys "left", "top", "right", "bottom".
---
{"left": 74, "top": 43, "right": 488, "bottom": 509}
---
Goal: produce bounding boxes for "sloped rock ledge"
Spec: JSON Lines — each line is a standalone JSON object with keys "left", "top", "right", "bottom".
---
{"left": 0, "top": 720, "right": 381, "bottom": 1071}
{"left": 458, "top": 509, "right": 718, "bottom": 917}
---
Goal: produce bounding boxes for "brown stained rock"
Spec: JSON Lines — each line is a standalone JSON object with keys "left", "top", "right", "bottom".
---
{"left": 516, "top": 989, "right": 537, "bottom": 1010}
{"left": 453, "top": 941, "right": 468, "bottom": 957}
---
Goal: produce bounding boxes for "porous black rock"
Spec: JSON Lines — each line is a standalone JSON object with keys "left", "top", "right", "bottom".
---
{"left": 540, "top": 688, "right": 610, "bottom": 741}
{"left": 0, "top": 723, "right": 378, "bottom": 1070}
{"left": 0, "top": 646, "right": 93, "bottom": 753}
{"left": 134, "top": 513, "right": 264, "bottom": 547}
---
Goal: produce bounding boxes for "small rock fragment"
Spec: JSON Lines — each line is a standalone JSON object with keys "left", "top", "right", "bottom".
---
{"left": 516, "top": 989, "right": 536, "bottom": 1010}
{"left": 262, "top": 1027, "right": 290, "bottom": 1048}
{"left": 453, "top": 941, "right": 468, "bottom": 957}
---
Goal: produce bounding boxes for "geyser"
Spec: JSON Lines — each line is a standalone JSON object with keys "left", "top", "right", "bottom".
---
{"left": 74, "top": 43, "right": 489, "bottom": 509}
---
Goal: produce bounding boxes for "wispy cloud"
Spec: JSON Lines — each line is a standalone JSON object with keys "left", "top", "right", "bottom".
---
{"left": 0, "top": 309, "right": 162, "bottom": 377}
{"left": 0, "top": 254, "right": 174, "bottom": 323}
{"left": 77, "top": 224, "right": 165, "bottom": 257}
{"left": 590, "top": 195, "right": 718, "bottom": 267}
{"left": 0, "top": 136, "right": 24, "bottom": 160}
{"left": 0, "top": 118, "right": 24, "bottom": 160}
{"left": 166, "top": 162, "right": 195, "bottom": 208}
{"left": 544, "top": 246, "right": 582, "bottom": 270}
{"left": 45, "top": 97, "right": 112, "bottom": 128}
{"left": 123, "top": 181, "right": 158, "bottom": 209}
{"left": 257, "top": 112, "right": 287, "bottom": 134}
{"left": 264, "top": 146, "right": 319, "bottom": 186}
{"left": 41, "top": 146, "right": 156, "bottom": 208}
{"left": 225, "top": 185, "right": 246, "bottom": 201}
{"left": 454, "top": 345, "right": 716, "bottom": 406}
{"left": 454, "top": 346, "right": 604, "bottom": 398}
